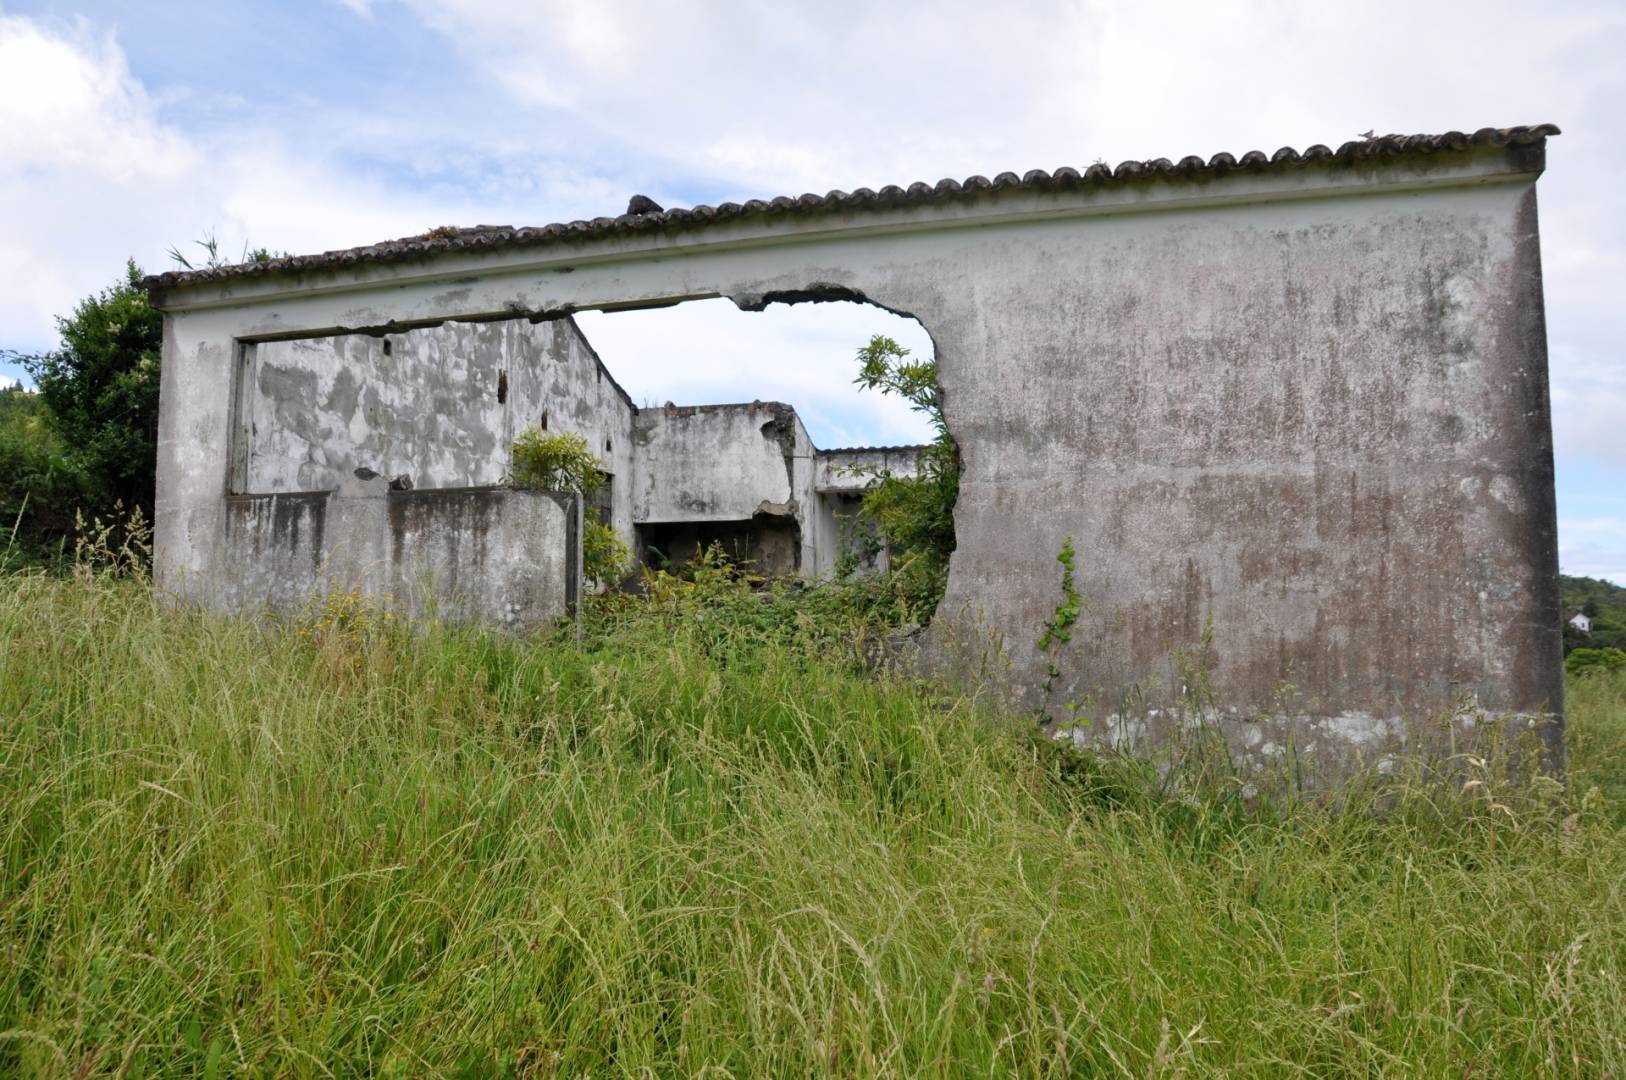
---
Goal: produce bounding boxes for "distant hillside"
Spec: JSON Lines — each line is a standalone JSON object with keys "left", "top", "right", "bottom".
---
{"left": 1560, "top": 573, "right": 1626, "bottom": 654}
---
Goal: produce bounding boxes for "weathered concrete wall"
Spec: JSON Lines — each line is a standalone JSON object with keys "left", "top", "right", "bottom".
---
{"left": 629, "top": 401, "right": 860, "bottom": 576}
{"left": 630, "top": 401, "right": 814, "bottom": 574}
{"left": 510, "top": 319, "right": 637, "bottom": 546}
{"left": 815, "top": 446, "right": 924, "bottom": 493}
{"left": 151, "top": 134, "right": 1562, "bottom": 777}
{"left": 245, "top": 323, "right": 517, "bottom": 492}
{"left": 809, "top": 448, "right": 925, "bottom": 577}
{"left": 631, "top": 402, "right": 800, "bottom": 523}
{"left": 215, "top": 484, "right": 579, "bottom": 627}
{"left": 948, "top": 185, "right": 1560, "bottom": 774}
{"left": 239, "top": 317, "right": 635, "bottom": 541}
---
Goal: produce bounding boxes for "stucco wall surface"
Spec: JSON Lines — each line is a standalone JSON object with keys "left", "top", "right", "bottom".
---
{"left": 631, "top": 403, "right": 800, "bottom": 524}
{"left": 238, "top": 319, "right": 634, "bottom": 531}
{"left": 214, "top": 485, "right": 578, "bottom": 627}
{"left": 815, "top": 446, "right": 925, "bottom": 493}
{"left": 153, "top": 140, "right": 1562, "bottom": 776}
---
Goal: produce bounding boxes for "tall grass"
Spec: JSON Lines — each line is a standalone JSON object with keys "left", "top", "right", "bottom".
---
{"left": 2, "top": 572, "right": 1624, "bottom": 1076}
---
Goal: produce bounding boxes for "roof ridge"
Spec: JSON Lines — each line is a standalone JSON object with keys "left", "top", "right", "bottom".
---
{"left": 142, "top": 125, "right": 1559, "bottom": 293}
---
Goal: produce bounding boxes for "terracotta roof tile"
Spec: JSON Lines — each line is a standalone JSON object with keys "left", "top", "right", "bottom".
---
{"left": 142, "top": 125, "right": 1558, "bottom": 293}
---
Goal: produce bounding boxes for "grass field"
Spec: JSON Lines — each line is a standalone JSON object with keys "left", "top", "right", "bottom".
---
{"left": 3, "top": 571, "right": 1625, "bottom": 1077}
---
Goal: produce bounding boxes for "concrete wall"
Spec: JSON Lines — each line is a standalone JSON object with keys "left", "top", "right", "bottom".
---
{"left": 216, "top": 483, "right": 579, "bottom": 627}
{"left": 631, "top": 402, "right": 800, "bottom": 523}
{"left": 168, "top": 315, "right": 617, "bottom": 624}
{"left": 151, "top": 137, "right": 1561, "bottom": 777}
{"left": 244, "top": 323, "right": 519, "bottom": 492}
{"left": 628, "top": 401, "right": 866, "bottom": 576}
{"left": 511, "top": 319, "right": 637, "bottom": 546}
{"left": 815, "top": 446, "right": 924, "bottom": 493}
{"left": 238, "top": 316, "right": 634, "bottom": 532}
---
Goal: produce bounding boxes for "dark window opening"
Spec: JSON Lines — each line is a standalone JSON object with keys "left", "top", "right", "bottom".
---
{"left": 636, "top": 519, "right": 800, "bottom": 579}
{"left": 589, "top": 472, "right": 613, "bottom": 526}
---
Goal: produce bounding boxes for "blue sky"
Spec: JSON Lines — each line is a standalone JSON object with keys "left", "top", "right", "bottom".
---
{"left": 2, "top": 0, "right": 1622, "bottom": 582}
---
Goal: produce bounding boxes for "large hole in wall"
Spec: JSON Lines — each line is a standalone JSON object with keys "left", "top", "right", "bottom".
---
{"left": 232, "top": 296, "right": 949, "bottom": 605}
{"left": 571, "top": 296, "right": 947, "bottom": 590}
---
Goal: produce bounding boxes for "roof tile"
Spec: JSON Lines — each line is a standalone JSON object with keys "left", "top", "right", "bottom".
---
{"left": 141, "top": 124, "right": 1560, "bottom": 292}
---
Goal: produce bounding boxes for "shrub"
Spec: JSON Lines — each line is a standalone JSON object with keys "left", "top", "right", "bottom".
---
{"left": 583, "top": 518, "right": 632, "bottom": 588}
{"left": 509, "top": 428, "right": 604, "bottom": 497}
{"left": 849, "top": 334, "right": 959, "bottom": 622}
{"left": 510, "top": 428, "right": 629, "bottom": 588}
{"left": 13, "top": 260, "right": 163, "bottom": 518}
{"left": 1567, "top": 646, "right": 1626, "bottom": 677}
{"left": 0, "top": 388, "right": 89, "bottom": 567}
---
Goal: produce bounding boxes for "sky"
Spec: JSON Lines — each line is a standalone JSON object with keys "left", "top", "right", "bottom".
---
{"left": 0, "top": 0, "right": 1622, "bottom": 582}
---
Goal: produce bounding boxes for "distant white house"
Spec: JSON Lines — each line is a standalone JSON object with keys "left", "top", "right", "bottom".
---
{"left": 1569, "top": 612, "right": 1593, "bottom": 634}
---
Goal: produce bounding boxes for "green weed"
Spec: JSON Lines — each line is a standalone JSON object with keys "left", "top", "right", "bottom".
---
{"left": 1, "top": 572, "right": 1623, "bottom": 1076}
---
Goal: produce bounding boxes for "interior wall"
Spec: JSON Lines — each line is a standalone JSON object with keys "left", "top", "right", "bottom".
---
{"left": 236, "top": 318, "right": 636, "bottom": 546}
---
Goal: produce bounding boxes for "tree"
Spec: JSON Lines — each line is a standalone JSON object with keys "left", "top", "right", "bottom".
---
{"left": 18, "top": 260, "right": 163, "bottom": 516}
{"left": 849, "top": 335, "right": 960, "bottom": 618}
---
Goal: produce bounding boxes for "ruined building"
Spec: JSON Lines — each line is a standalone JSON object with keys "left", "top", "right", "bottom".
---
{"left": 227, "top": 313, "right": 918, "bottom": 615}
{"left": 144, "top": 125, "right": 1564, "bottom": 776}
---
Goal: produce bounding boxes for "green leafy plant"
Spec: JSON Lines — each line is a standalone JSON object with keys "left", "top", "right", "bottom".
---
{"left": 1037, "top": 537, "right": 1085, "bottom": 698}
{"left": 0, "top": 388, "right": 88, "bottom": 568}
{"left": 584, "top": 518, "right": 632, "bottom": 588}
{"left": 11, "top": 260, "right": 163, "bottom": 520}
{"left": 849, "top": 334, "right": 959, "bottom": 622}
{"left": 1037, "top": 537, "right": 1082, "bottom": 651}
{"left": 509, "top": 428, "right": 628, "bottom": 588}
{"left": 509, "top": 429, "right": 605, "bottom": 497}
{"left": 1567, "top": 647, "right": 1626, "bottom": 677}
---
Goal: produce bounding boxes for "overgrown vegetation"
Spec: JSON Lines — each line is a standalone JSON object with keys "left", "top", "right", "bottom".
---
{"left": 2, "top": 562, "right": 1625, "bottom": 1075}
{"left": 510, "top": 428, "right": 604, "bottom": 495}
{"left": 0, "top": 387, "right": 88, "bottom": 569}
{"left": 509, "top": 427, "right": 632, "bottom": 588}
{"left": 846, "top": 334, "right": 960, "bottom": 622}
{"left": 1038, "top": 537, "right": 1084, "bottom": 698}
{"left": 1568, "top": 646, "right": 1626, "bottom": 676}
{"left": 163, "top": 231, "right": 285, "bottom": 272}
{"left": 8, "top": 261, "right": 163, "bottom": 523}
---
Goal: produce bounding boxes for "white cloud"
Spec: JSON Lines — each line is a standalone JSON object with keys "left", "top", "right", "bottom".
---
{"left": 1551, "top": 350, "right": 1626, "bottom": 468}
{"left": 0, "top": 14, "right": 632, "bottom": 352}
{"left": 1558, "top": 517, "right": 1626, "bottom": 587}
{"left": 0, "top": 10, "right": 947, "bottom": 445}
{"left": 3, "top": 2, "right": 1624, "bottom": 464}
{"left": 0, "top": 15, "right": 198, "bottom": 348}
{"left": 389, "top": 0, "right": 1626, "bottom": 455}
{"left": 574, "top": 299, "right": 937, "bottom": 450}
{"left": 393, "top": 0, "right": 1615, "bottom": 192}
